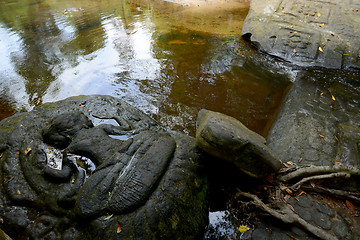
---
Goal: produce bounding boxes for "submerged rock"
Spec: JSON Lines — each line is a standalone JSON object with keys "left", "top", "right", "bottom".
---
{"left": 0, "top": 95, "right": 208, "bottom": 239}
{"left": 242, "top": 0, "right": 360, "bottom": 69}
{"left": 196, "top": 109, "right": 282, "bottom": 178}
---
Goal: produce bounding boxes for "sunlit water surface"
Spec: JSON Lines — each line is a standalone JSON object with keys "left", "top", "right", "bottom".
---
{"left": 0, "top": 0, "right": 293, "bottom": 137}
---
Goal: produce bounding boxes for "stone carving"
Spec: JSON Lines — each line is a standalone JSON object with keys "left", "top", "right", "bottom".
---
{"left": 196, "top": 109, "right": 282, "bottom": 178}
{"left": 0, "top": 95, "right": 208, "bottom": 239}
{"left": 242, "top": 0, "right": 360, "bottom": 69}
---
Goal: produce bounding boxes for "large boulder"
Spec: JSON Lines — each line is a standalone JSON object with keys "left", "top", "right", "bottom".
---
{"left": 242, "top": 0, "right": 360, "bottom": 69}
{"left": 196, "top": 109, "right": 282, "bottom": 178}
{"left": 0, "top": 95, "right": 208, "bottom": 239}
{"left": 267, "top": 70, "right": 360, "bottom": 167}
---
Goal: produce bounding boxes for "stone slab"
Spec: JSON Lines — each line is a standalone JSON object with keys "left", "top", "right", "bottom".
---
{"left": 242, "top": 0, "right": 360, "bottom": 69}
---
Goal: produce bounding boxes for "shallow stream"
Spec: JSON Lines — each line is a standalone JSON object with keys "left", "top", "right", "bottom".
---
{"left": 0, "top": 0, "right": 294, "bottom": 137}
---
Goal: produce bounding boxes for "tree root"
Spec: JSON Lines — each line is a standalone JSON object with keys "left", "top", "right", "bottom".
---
{"left": 279, "top": 165, "right": 360, "bottom": 182}
{"left": 288, "top": 172, "right": 351, "bottom": 192}
{"left": 237, "top": 191, "right": 338, "bottom": 240}
{"left": 302, "top": 185, "right": 360, "bottom": 204}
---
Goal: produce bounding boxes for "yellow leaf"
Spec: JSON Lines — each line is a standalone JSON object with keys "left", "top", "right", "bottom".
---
{"left": 319, "top": 24, "right": 325, "bottom": 27}
{"left": 317, "top": 13, "right": 321, "bottom": 17}
{"left": 16, "top": 189, "right": 21, "bottom": 195}
{"left": 287, "top": 161, "right": 294, "bottom": 165}
{"left": 25, "top": 147, "right": 32, "bottom": 155}
{"left": 319, "top": 134, "right": 325, "bottom": 138}
{"left": 320, "top": 92, "right": 324, "bottom": 96}
{"left": 103, "top": 214, "right": 113, "bottom": 220}
{"left": 319, "top": 46, "right": 324, "bottom": 52}
{"left": 238, "top": 225, "right": 250, "bottom": 232}
{"left": 293, "top": 49, "right": 297, "bottom": 54}
{"left": 285, "top": 188, "right": 293, "bottom": 194}
{"left": 331, "top": 95, "right": 336, "bottom": 101}
{"left": 117, "top": 221, "right": 122, "bottom": 234}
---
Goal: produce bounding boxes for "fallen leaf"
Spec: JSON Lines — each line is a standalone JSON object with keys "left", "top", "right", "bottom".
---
{"left": 319, "top": 134, "right": 325, "bottom": 138}
{"left": 320, "top": 92, "right": 324, "bottom": 96}
{"left": 334, "top": 135, "right": 339, "bottom": 142}
{"left": 297, "top": 191, "right": 306, "bottom": 197}
{"left": 117, "top": 221, "right": 122, "bottom": 234}
{"left": 317, "top": 13, "right": 321, "bottom": 17}
{"left": 285, "top": 188, "right": 293, "bottom": 194}
{"left": 293, "top": 49, "right": 297, "bottom": 54}
{"left": 331, "top": 95, "right": 336, "bottom": 101}
{"left": 346, "top": 200, "right": 355, "bottom": 212}
{"left": 319, "top": 46, "right": 324, "bottom": 53}
{"left": 319, "top": 24, "right": 325, "bottom": 27}
{"left": 16, "top": 152, "right": 20, "bottom": 155}
{"left": 25, "top": 147, "right": 32, "bottom": 155}
{"left": 343, "top": 54, "right": 350, "bottom": 56}
{"left": 16, "top": 189, "right": 21, "bottom": 195}
{"left": 47, "top": 147, "right": 54, "bottom": 149}
{"left": 287, "top": 161, "right": 294, "bottom": 165}
{"left": 238, "top": 225, "right": 250, "bottom": 232}
{"left": 103, "top": 214, "right": 113, "bottom": 220}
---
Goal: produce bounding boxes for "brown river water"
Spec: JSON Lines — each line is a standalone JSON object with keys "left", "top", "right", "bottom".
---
{"left": 0, "top": 0, "right": 294, "bottom": 137}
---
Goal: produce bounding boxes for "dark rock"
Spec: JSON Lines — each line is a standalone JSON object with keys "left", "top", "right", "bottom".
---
{"left": 0, "top": 95, "right": 208, "bottom": 239}
{"left": 196, "top": 109, "right": 282, "bottom": 178}
{"left": 242, "top": 0, "right": 360, "bottom": 69}
{"left": 313, "top": 212, "right": 332, "bottom": 230}
{"left": 332, "top": 220, "right": 352, "bottom": 240}
{"left": 267, "top": 70, "right": 360, "bottom": 168}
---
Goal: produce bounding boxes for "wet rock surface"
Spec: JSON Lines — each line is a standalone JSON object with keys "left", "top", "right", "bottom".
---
{"left": 0, "top": 95, "right": 208, "bottom": 239}
{"left": 256, "top": 69, "right": 360, "bottom": 239}
{"left": 196, "top": 109, "right": 282, "bottom": 178}
{"left": 242, "top": 0, "right": 360, "bottom": 69}
{"left": 267, "top": 70, "right": 360, "bottom": 168}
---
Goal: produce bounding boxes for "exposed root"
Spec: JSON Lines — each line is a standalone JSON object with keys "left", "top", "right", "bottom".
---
{"left": 288, "top": 172, "right": 351, "bottom": 192}
{"left": 302, "top": 185, "right": 360, "bottom": 204}
{"left": 279, "top": 165, "right": 360, "bottom": 182}
{"left": 237, "top": 191, "right": 338, "bottom": 240}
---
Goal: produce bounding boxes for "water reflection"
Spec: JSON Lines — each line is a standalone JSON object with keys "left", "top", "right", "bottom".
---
{"left": 0, "top": 0, "right": 292, "bottom": 136}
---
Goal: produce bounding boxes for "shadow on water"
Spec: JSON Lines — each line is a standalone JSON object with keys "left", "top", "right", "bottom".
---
{"left": 0, "top": 0, "right": 293, "bottom": 137}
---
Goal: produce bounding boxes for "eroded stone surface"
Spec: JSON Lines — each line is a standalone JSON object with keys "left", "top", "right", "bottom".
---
{"left": 242, "top": 0, "right": 360, "bottom": 69}
{"left": 267, "top": 70, "right": 360, "bottom": 167}
{"left": 0, "top": 95, "right": 208, "bottom": 239}
{"left": 256, "top": 69, "right": 360, "bottom": 239}
{"left": 196, "top": 109, "right": 282, "bottom": 178}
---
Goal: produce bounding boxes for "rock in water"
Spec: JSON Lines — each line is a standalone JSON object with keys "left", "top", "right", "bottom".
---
{"left": 196, "top": 109, "right": 282, "bottom": 178}
{"left": 0, "top": 95, "right": 208, "bottom": 239}
{"left": 242, "top": 0, "right": 360, "bottom": 69}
